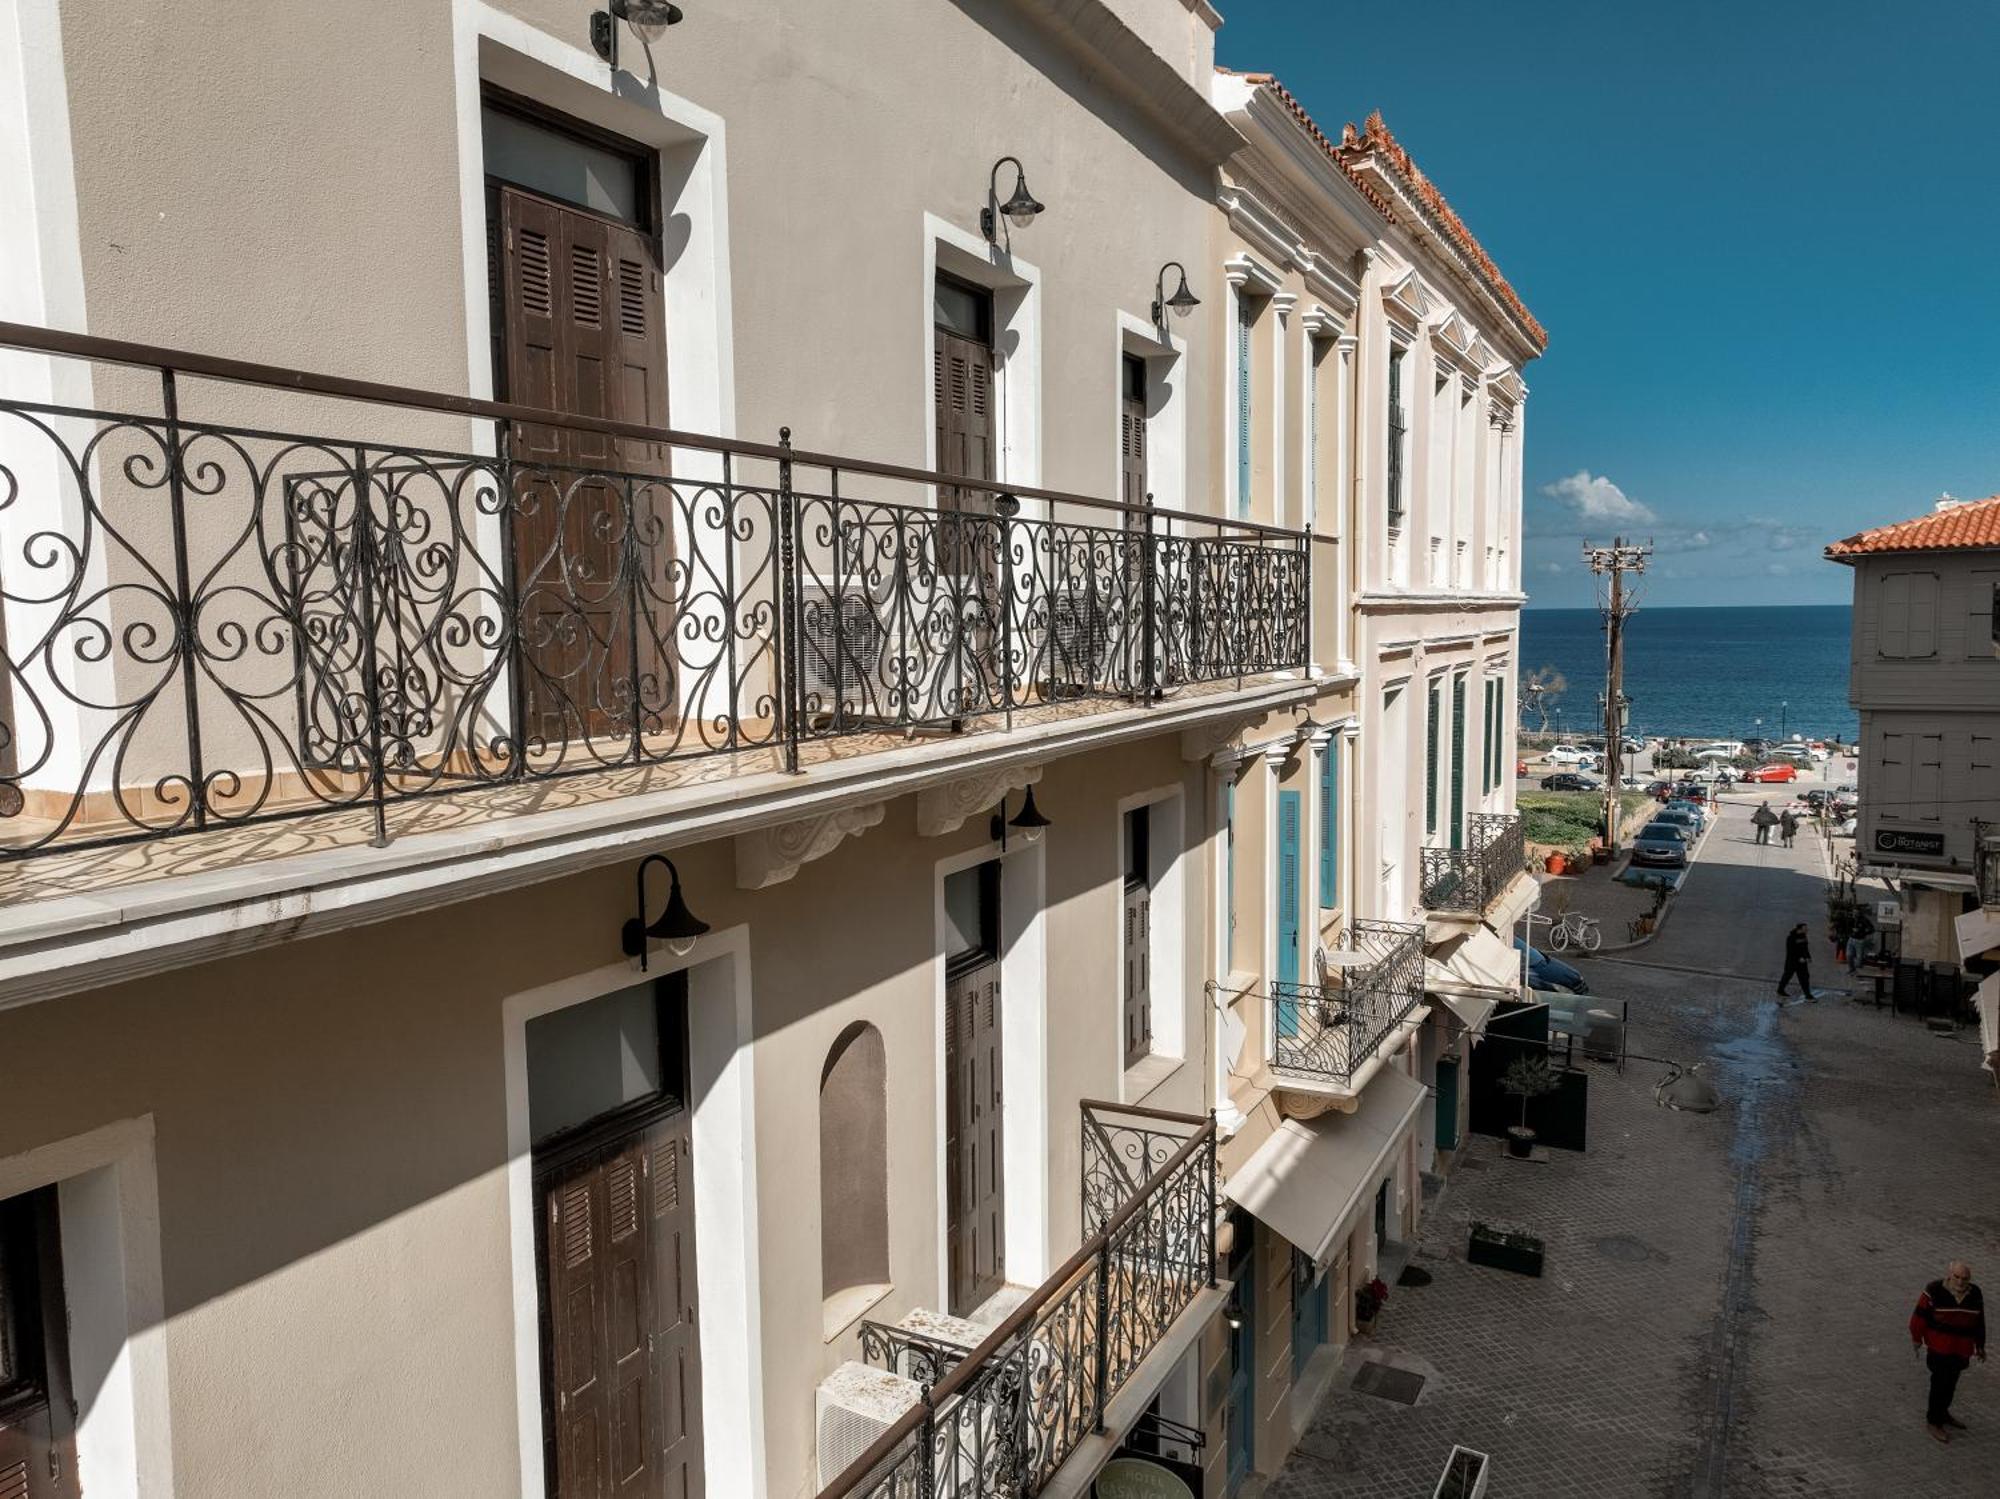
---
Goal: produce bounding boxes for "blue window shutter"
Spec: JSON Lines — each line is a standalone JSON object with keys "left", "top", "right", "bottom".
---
{"left": 1278, "top": 789, "right": 1301, "bottom": 995}
{"left": 1319, "top": 744, "right": 1337, "bottom": 908}
{"left": 1450, "top": 674, "right": 1467, "bottom": 849}
{"left": 1236, "top": 301, "right": 1252, "bottom": 517}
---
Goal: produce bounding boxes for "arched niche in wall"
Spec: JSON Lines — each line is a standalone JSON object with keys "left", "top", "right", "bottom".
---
{"left": 820, "top": 1020, "right": 890, "bottom": 1334}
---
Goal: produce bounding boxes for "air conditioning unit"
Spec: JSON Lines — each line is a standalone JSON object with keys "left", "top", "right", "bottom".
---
{"left": 816, "top": 1361, "right": 921, "bottom": 1491}
{"left": 796, "top": 587, "right": 887, "bottom": 728}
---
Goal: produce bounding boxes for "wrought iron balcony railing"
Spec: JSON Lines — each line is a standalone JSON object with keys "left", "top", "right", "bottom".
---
{"left": 1418, "top": 812, "right": 1526, "bottom": 913}
{"left": 828, "top": 1102, "right": 1217, "bottom": 1499}
{"left": 0, "top": 323, "right": 1308, "bottom": 860}
{"left": 1269, "top": 918, "right": 1426, "bottom": 1087}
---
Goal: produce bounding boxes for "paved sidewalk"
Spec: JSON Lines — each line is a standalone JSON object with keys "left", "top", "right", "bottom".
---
{"left": 1273, "top": 789, "right": 2000, "bottom": 1498}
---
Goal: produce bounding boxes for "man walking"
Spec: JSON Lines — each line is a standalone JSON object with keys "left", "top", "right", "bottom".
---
{"left": 1911, "top": 1261, "right": 1986, "bottom": 1441}
{"left": 1779, "top": 808, "right": 1799, "bottom": 848}
{"left": 1753, "top": 801, "right": 1778, "bottom": 845}
{"left": 1776, "top": 922, "right": 1812, "bottom": 1000}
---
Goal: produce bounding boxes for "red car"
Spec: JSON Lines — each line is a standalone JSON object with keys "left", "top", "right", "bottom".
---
{"left": 1742, "top": 762, "right": 1797, "bottom": 783}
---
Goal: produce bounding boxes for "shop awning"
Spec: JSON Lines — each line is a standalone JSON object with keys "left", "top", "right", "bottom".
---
{"left": 1955, "top": 905, "right": 2000, "bottom": 964}
{"left": 1424, "top": 924, "right": 1519, "bottom": 1034}
{"left": 1223, "top": 1068, "right": 1425, "bottom": 1268}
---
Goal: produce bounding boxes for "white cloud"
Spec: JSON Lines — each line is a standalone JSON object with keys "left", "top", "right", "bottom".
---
{"left": 1538, "top": 560, "right": 1564, "bottom": 575}
{"left": 1540, "top": 470, "right": 1657, "bottom": 524}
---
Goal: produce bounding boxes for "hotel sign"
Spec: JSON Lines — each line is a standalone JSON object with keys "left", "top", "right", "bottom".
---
{"left": 1874, "top": 828, "right": 1947, "bottom": 859}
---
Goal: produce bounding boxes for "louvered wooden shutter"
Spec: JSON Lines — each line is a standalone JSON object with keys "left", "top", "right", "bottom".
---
{"left": 934, "top": 326, "right": 994, "bottom": 512}
{"left": 1450, "top": 675, "right": 1467, "bottom": 849}
{"left": 1878, "top": 572, "right": 1909, "bottom": 657}
{"left": 1121, "top": 394, "right": 1147, "bottom": 511}
{"left": 945, "top": 959, "right": 1005, "bottom": 1315}
{"left": 1425, "top": 682, "right": 1441, "bottom": 838}
{"left": 1277, "top": 790, "right": 1302, "bottom": 989}
{"left": 1124, "top": 880, "right": 1152, "bottom": 1067}
{"left": 1319, "top": 742, "right": 1337, "bottom": 908}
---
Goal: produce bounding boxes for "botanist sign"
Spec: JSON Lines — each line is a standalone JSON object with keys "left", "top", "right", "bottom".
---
{"left": 1874, "top": 828, "right": 1947, "bottom": 859}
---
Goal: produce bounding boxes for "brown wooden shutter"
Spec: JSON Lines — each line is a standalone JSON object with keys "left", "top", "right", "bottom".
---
{"left": 1121, "top": 395, "right": 1147, "bottom": 512}
{"left": 945, "top": 958, "right": 1005, "bottom": 1315}
{"left": 1123, "top": 879, "right": 1152, "bottom": 1067}
{"left": 0, "top": 1189, "right": 80, "bottom": 1499}
{"left": 495, "top": 187, "right": 672, "bottom": 747}
{"left": 933, "top": 326, "right": 995, "bottom": 516}
{"left": 645, "top": 1115, "right": 703, "bottom": 1497}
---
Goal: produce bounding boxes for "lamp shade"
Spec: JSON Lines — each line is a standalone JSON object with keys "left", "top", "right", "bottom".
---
{"left": 1008, "top": 784, "right": 1053, "bottom": 843}
{"left": 613, "top": 0, "right": 682, "bottom": 43}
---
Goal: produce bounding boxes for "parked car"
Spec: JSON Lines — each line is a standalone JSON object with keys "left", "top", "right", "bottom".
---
{"left": 1548, "top": 745, "right": 1589, "bottom": 765}
{"left": 1654, "top": 804, "right": 1704, "bottom": 835}
{"left": 1621, "top": 735, "right": 1646, "bottom": 753}
{"left": 1514, "top": 939, "right": 1589, "bottom": 994}
{"left": 1631, "top": 821, "right": 1692, "bottom": 868}
{"left": 1575, "top": 755, "right": 1603, "bottom": 773}
{"left": 1801, "top": 789, "right": 1832, "bottom": 813}
{"left": 1675, "top": 782, "right": 1710, "bottom": 804}
{"left": 1647, "top": 779, "right": 1675, "bottom": 800}
{"left": 1540, "top": 772, "right": 1601, "bottom": 791}
{"left": 1619, "top": 775, "right": 1649, "bottom": 790}
{"left": 1742, "top": 762, "right": 1797, "bottom": 783}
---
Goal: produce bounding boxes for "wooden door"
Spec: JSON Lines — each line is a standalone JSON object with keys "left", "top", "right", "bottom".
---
{"left": 1120, "top": 356, "right": 1147, "bottom": 511}
{"left": 1223, "top": 1224, "right": 1255, "bottom": 1494}
{"left": 494, "top": 184, "right": 670, "bottom": 749}
{"left": 541, "top": 1111, "right": 702, "bottom": 1499}
{"left": 1123, "top": 878, "right": 1152, "bottom": 1068}
{"left": 945, "top": 956, "right": 1004, "bottom": 1316}
{"left": 1276, "top": 788, "right": 1302, "bottom": 1036}
{"left": 0, "top": 1189, "right": 79, "bottom": 1499}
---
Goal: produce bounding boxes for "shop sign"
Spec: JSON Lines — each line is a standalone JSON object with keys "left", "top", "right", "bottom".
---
{"left": 1094, "top": 1453, "right": 1203, "bottom": 1498}
{"left": 1874, "top": 828, "right": 1947, "bottom": 859}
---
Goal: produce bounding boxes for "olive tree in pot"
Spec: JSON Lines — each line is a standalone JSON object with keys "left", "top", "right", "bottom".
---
{"left": 1500, "top": 1054, "right": 1561, "bottom": 1158}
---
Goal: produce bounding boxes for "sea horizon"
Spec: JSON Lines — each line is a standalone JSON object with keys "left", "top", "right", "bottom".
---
{"left": 1517, "top": 602, "right": 1856, "bottom": 743}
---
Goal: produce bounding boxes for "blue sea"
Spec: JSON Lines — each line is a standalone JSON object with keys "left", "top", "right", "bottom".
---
{"left": 1518, "top": 605, "right": 1857, "bottom": 744}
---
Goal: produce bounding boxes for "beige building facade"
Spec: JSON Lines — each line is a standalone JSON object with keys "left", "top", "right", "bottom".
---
{"left": 0, "top": 4, "right": 1541, "bottom": 1497}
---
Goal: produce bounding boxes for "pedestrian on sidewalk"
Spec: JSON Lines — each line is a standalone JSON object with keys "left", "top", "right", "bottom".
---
{"left": 1776, "top": 922, "right": 1813, "bottom": 999}
{"left": 1911, "top": 1261, "right": 1986, "bottom": 1442}
{"left": 1752, "top": 801, "right": 1779, "bottom": 845}
{"left": 1847, "top": 906, "right": 1875, "bottom": 974}
{"left": 1779, "top": 809, "right": 1800, "bottom": 848}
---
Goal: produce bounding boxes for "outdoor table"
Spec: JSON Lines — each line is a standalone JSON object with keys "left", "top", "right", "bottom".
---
{"left": 1852, "top": 963, "right": 1894, "bottom": 1009}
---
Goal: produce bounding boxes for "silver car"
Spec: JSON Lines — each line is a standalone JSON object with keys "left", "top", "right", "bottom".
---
{"left": 1631, "top": 820, "right": 1691, "bottom": 868}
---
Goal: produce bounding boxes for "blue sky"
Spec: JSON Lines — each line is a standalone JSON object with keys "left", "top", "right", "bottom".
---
{"left": 1215, "top": 0, "right": 2000, "bottom": 608}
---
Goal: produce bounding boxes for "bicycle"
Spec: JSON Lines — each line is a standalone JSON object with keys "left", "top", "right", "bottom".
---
{"left": 1548, "top": 909, "right": 1602, "bottom": 953}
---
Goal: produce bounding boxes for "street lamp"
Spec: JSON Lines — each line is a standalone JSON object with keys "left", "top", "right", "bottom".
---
{"left": 621, "top": 854, "right": 709, "bottom": 970}
{"left": 980, "top": 156, "right": 1044, "bottom": 242}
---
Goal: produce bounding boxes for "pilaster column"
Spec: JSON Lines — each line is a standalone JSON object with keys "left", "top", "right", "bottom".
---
{"left": 1209, "top": 748, "right": 1249, "bottom": 1133}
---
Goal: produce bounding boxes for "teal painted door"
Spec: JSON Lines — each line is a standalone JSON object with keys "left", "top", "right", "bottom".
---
{"left": 1277, "top": 789, "right": 1301, "bottom": 1037}
{"left": 1435, "top": 1056, "right": 1460, "bottom": 1149}
{"left": 1291, "top": 1248, "right": 1329, "bottom": 1379}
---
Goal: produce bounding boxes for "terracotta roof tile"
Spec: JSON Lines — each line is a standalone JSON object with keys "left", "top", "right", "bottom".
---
{"left": 1218, "top": 69, "right": 1545, "bottom": 354}
{"left": 1825, "top": 494, "right": 2000, "bottom": 559}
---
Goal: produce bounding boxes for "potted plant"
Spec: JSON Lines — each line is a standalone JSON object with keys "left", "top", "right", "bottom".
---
{"left": 1467, "top": 1221, "right": 1546, "bottom": 1277}
{"left": 1353, "top": 1275, "right": 1389, "bottom": 1335}
{"left": 1543, "top": 849, "right": 1568, "bottom": 876}
{"left": 1499, "top": 1054, "right": 1560, "bottom": 1158}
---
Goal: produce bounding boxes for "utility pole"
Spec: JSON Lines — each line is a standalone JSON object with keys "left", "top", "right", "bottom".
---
{"left": 1582, "top": 537, "right": 1652, "bottom": 854}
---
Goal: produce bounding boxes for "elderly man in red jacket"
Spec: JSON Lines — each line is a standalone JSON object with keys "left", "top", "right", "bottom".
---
{"left": 1911, "top": 1260, "right": 1986, "bottom": 1441}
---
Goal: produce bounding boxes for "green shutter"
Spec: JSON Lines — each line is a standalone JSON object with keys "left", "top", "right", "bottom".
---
{"left": 1236, "top": 301, "right": 1252, "bottom": 517}
{"left": 1450, "top": 674, "right": 1467, "bottom": 849}
{"left": 1425, "top": 682, "right": 1440, "bottom": 839}
{"left": 1319, "top": 743, "right": 1337, "bottom": 909}
{"left": 1225, "top": 779, "right": 1236, "bottom": 970}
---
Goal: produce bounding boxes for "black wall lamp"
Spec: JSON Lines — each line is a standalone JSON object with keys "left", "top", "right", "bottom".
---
{"left": 621, "top": 854, "right": 709, "bottom": 970}
{"left": 1151, "top": 261, "right": 1200, "bottom": 326}
{"left": 591, "top": 0, "right": 683, "bottom": 64}
{"left": 990, "top": 785, "right": 1051, "bottom": 850}
{"left": 981, "top": 156, "right": 1045, "bottom": 242}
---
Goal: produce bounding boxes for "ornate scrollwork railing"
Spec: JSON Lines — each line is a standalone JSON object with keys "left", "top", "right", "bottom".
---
{"left": 0, "top": 322, "right": 1308, "bottom": 858}
{"left": 1418, "top": 812, "right": 1525, "bottom": 912}
{"left": 1270, "top": 917, "right": 1427, "bottom": 1087}
{"left": 826, "top": 1103, "right": 1216, "bottom": 1499}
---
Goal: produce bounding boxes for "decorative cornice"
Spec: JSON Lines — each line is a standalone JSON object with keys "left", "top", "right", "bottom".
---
{"left": 916, "top": 766, "right": 1041, "bottom": 838}
{"left": 1269, "top": 291, "right": 1300, "bottom": 316}
{"left": 735, "top": 802, "right": 885, "bottom": 889}
{"left": 1222, "top": 251, "right": 1285, "bottom": 296}
{"left": 1298, "top": 304, "right": 1340, "bottom": 338}
{"left": 1182, "top": 713, "right": 1266, "bottom": 763}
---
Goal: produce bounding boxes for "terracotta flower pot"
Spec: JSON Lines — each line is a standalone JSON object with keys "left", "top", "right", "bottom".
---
{"left": 1545, "top": 853, "right": 1567, "bottom": 876}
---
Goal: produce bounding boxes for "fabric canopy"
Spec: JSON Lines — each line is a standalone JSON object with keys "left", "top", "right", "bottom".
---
{"left": 1954, "top": 905, "right": 2000, "bottom": 964}
{"left": 1978, "top": 973, "right": 1999, "bottom": 1066}
{"left": 1437, "top": 990, "right": 1497, "bottom": 1037}
{"left": 1224, "top": 1068, "right": 1425, "bottom": 1268}
{"left": 1425, "top": 923, "right": 1521, "bottom": 999}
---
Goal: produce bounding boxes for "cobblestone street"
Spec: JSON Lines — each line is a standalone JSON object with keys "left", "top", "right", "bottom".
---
{"left": 1274, "top": 784, "right": 2000, "bottom": 1498}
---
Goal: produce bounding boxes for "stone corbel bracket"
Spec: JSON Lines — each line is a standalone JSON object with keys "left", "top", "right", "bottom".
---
{"left": 1181, "top": 714, "right": 1264, "bottom": 764}
{"left": 916, "top": 766, "right": 1042, "bottom": 838}
{"left": 736, "top": 801, "right": 887, "bottom": 889}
